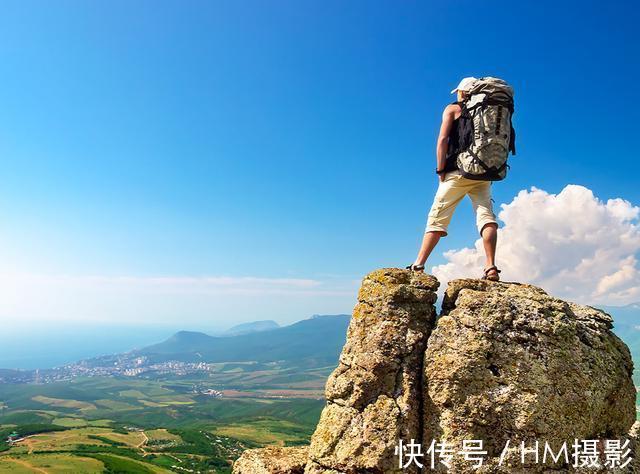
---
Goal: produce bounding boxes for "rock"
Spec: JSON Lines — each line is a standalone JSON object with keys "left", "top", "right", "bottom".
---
{"left": 232, "top": 270, "right": 637, "bottom": 474}
{"left": 233, "top": 446, "right": 309, "bottom": 474}
{"left": 627, "top": 421, "right": 640, "bottom": 473}
{"left": 306, "top": 268, "right": 439, "bottom": 474}
{"left": 425, "top": 279, "right": 636, "bottom": 472}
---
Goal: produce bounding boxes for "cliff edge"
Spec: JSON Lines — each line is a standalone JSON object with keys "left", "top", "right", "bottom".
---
{"left": 233, "top": 268, "right": 637, "bottom": 473}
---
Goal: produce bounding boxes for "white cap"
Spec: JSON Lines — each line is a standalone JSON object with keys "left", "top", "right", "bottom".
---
{"left": 451, "top": 76, "right": 477, "bottom": 94}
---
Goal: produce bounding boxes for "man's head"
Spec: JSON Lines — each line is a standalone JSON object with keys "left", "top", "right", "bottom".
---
{"left": 451, "top": 77, "right": 477, "bottom": 101}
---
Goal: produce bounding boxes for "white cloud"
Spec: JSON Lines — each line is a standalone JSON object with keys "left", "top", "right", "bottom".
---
{"left": 432, "top": 185, "right": 640, "bottom": 306}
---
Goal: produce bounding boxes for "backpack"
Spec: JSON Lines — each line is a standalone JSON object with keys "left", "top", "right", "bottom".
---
{"left": 456, "top": 77, "right": 516, "bottom": 181}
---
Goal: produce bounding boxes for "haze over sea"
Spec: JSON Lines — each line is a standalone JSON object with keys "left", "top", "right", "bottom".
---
{"left": 0, "top": 323, "right": 223, "bottom": 370}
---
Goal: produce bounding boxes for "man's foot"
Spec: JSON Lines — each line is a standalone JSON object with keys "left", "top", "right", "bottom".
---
{"left": 482, "top": 265, "right": 501, "bottom": 281}
{"left": 406, "top": 263, "right": 425, "bottom": 273}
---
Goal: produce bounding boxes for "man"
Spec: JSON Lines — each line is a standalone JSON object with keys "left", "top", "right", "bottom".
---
{"left": 407, "top": 77, "right": 501, "bottom": 281}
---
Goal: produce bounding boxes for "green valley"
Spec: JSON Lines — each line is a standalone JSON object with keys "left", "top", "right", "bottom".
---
{"left": 0, "top": 373, "right": 326, "bottom": 473}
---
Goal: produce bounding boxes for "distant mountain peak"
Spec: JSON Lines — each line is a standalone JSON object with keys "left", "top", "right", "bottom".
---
{"left": 173, "top": 330, "right": 207, "bottom": 337}
{"left": 168, "top": 331, "right": 213, "bottom": 342}
{"left": 224, "top": 320, "right": 280, "bottom": 336}
{"left": 310, "top": 314, "right": 350, "bottom": 319}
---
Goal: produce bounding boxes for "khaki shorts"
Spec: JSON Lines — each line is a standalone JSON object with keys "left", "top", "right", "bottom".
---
{"left": 425, "top": 170, "right": 498, "bottom": 235}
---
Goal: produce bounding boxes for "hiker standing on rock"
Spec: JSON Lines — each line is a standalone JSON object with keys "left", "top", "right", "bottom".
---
{"left": 408, "top": 77, "right": 516, "bottom": 281}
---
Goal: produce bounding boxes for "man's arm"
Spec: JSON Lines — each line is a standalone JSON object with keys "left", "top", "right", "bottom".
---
{"left": 436, "top": 105, "right": 457, "bottom": 180}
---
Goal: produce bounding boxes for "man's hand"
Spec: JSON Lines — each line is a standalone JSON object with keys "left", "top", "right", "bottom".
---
{"left": 439, "top": 172, "right": 446, "bottom": 183}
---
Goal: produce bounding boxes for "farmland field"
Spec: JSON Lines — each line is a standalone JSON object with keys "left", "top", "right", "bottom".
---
{"left": 0, "top": 367, "right": 327, "bottom": 472}
{"left": 0, "top": 454, "right": 106, "bottom": 473}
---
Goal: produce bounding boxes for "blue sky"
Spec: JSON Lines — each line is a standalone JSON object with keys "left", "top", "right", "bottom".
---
{"left": 0, "top": 1, "right": 639, "bottom": 333}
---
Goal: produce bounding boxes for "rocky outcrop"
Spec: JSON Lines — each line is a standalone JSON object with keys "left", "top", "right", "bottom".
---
{"left": 425, "top": 279, "right": 636, "bottom": 472}
{"left": 306, "top": 269, "right": 439, "bottom": 473}
{"left": 232, "top": 446, "right": 309, "bottom": 474}
{"left": 232, "top": 269, "right": 637, "bottom": 473}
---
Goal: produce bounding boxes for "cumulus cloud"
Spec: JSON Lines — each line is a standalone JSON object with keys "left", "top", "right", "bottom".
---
{"left": 432, "top": 185, "right": 640, "bottom": 305}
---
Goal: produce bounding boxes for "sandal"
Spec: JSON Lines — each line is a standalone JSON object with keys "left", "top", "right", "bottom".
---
{"left": 482, "top": 265, "right": 501, "bottom": 281}
{"left": 406, "top": 264, "right": 425, "bottom": 273}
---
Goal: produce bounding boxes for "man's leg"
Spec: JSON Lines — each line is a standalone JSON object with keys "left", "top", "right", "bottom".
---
{"left": 469, "top": 182, "right": 499, "bottom": 272}
{"left": 413, "top": 231, "right": 445, "bottom": 267}
{"left": 480, "top": 223, "right": 498, "bottom": 268}
{"left": 413, "top": 173, "right": 465, "bottom": 269}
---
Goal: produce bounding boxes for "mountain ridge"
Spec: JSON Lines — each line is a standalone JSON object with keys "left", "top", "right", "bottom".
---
{"left": 136, "top": 314, "right": 351, "bottom": 366}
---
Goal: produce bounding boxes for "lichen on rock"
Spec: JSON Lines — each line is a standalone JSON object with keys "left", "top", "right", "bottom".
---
{"left": 306, "top": 268, "right": 439, "bottom": 474}
{"left": 425, "top": 279, "right": 636, "bottom": 472}
{"left": 232, "top": 270, "right": 637, "bottom": 474}
{"left": 232, "top": 446, "right": 309, "bottom": 474}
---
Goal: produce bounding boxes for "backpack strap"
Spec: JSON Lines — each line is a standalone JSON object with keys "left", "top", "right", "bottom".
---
{"left": 509, "top": 124, "right": 517, "bottom": 155}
